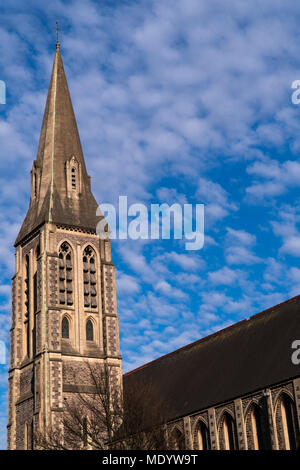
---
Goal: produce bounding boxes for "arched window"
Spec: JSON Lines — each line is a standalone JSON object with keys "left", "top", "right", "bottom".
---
{"left": 170, "top": 428, "right": 185, "bottom": 450}
{"left": 279, "top": 394, "right": 299, "bottom": 450}
{"left": 62, "top": 317, "right": 70, "bottom": 339}
{"left": 58, "top": 242, "right": 73, "bottom": 305}
{"left": 71, "top": 167, "right": 76, "bottom": 189}
{"left": 86, "top": 320, "right": 94, "bottom": 341}
{"left": 246, "top": 404, "right": 265, "bottom": 450}
{"left": 24, "top": 421, "right": 33, "bottom": 450}
{"left": 83, "top": 246, "right": 97, "bottom": 308}
{"left": 24, "top": 422, "right": 28, "bottom": 450}
{"left": 196, "top": 420, "right": 210, "bottom": 450}
{"left": 220, "top": 412, "right": 238, "bottom": 450}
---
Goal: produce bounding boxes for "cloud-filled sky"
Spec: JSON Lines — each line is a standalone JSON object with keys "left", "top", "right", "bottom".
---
{"left": 1, "top": 0, "right": 300, "bottom": 449}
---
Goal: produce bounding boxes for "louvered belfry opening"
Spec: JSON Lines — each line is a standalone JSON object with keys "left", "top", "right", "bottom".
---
{"left": 71, "top": 166, "right": 76, "bottom": 189}
{"left": 59, "top": 242, "right": 73, "bottom": 305}
{"left": 83, "top": 246, "right": 97, "bottom": 308}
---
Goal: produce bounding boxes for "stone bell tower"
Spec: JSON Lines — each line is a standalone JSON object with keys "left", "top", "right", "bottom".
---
{"left": 7, "top": 40, "right": 122, "bottom": 449}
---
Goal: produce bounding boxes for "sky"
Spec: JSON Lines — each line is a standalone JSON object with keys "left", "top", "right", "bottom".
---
{"left": 1, "top": 0, "right": 300, "bottom": 450}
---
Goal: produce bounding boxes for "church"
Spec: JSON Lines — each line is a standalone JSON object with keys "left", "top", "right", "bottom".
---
{"left": 7, "top": 41, "right": 300, "bottom": 451}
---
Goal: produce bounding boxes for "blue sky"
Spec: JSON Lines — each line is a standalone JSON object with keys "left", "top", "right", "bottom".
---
{"left": 1, "top": 0, "right": 300, "bottom": 450}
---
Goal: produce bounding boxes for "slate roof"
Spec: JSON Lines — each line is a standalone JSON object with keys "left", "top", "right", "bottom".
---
{"left": 15, "top": 45, "right": 100, "bottom": 246}
{"left": 123, "top": 295, "right": 300, "bottom": 422}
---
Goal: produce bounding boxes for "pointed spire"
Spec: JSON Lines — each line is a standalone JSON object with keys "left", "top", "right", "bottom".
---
{"left": 15, "top": 44, "right": 100, "bottom": 245}
{"left": 56, "top": 20, "right": 60, "bottom": 50}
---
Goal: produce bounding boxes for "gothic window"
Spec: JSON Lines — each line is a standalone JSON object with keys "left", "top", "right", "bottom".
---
{"left": 86, "top": 320, "right": 94, "bottom": 341}
{"left": 170, "top": 428, "right": 185, "bottom": 450}
{"left": 71, "top": 167, "right": 76, "bottom": 189}
{"left": 246, "top": 404, "right": 265, "bottom": 450}
{"left": 24, "top": 421, "right": 33, "bottom": 450}
{"left": 196, "top": 421, "right": 210, "bottom": 450}
{"left": 83, "top": 246, "right": 97, "bottom": 308}
{"left": 58, "top": 242, "right": 73, "bottom": 306}
{"left": 220, "top": 412, "right": 238, "bottom": 450}
{"left": 278, "top": 394, "right": 299, "bottom": 450}
{"left": 62, "top": 317, "right": 70, "bottom": 339}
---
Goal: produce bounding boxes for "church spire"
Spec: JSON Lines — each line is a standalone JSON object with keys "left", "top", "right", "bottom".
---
{"left": 8, "top": 39, "right": 121, "bottom": 452}
{"left": 56, "top": 20, "right": 59, "bottom": 50}
{"left": 15, "top": 43, "right": 100, "bottom": 245}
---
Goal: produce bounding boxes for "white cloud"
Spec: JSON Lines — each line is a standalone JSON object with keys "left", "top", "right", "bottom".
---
{"left": 208, "top": 266, "right": 238, "bottom": 285}
{"left": 246, "top": 159, "right": 300, "bottom": 200}
{"left": 263, "top": 258, "right": 284, "bottom": 285}
{"left": 155, "top": 251, "right": 204, "bottom": 271}
{"left": 116, "top": 272, "right": 140, "bottom": 294}
{"left": 200, "top": 291, "right": 230, "bottom": 310}
{"left": 154, "top": 280, "right": 187, "bottom": 300}
{"left": 288, "top": 267, "right": 300, "bottom": 283}
{"left": 281, "top": 236, "right": 300, "bottom": 257}
{"left": 197, "top": 312, "right": 220, "bottom": 326}
{"left": 226, "top": 228, "right": 256, "bottom": 246}
{"left": 196, "top": 177, "right": 238, "bottom": 227}
{"left": 226, "top": 246, "right": 262, "bottom": 265}
{"left": 225, "top": 228, "right": 261, "bottom": 265}
{"left": 270, "top": 204, "right": 300, "bottom": 258}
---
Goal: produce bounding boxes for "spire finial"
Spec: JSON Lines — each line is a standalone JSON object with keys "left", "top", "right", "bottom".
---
{"left": 56, "top": 20, "right": 60, "bottom": 49}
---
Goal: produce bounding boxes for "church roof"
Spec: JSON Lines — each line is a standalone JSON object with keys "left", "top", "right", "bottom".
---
{"left": 123, "top": 294, "right": 300, "bottom": 422}
{"left": 15, "top": 44, "right": 100, "bottom": 245}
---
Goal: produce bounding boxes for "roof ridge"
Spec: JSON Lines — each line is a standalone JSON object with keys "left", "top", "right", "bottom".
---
{"left": 124, "top": 294, "right": 300, "bottom": 378}
{"left": 124, "top": 318, "right": 248, "bottom": 377}
{"left": 249, "top": 293, "right": 300, "bottom": 320}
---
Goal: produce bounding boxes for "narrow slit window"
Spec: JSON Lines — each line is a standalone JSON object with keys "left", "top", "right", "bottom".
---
{"left": 34, "top": 172, "right": 37, "bottom": 198}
